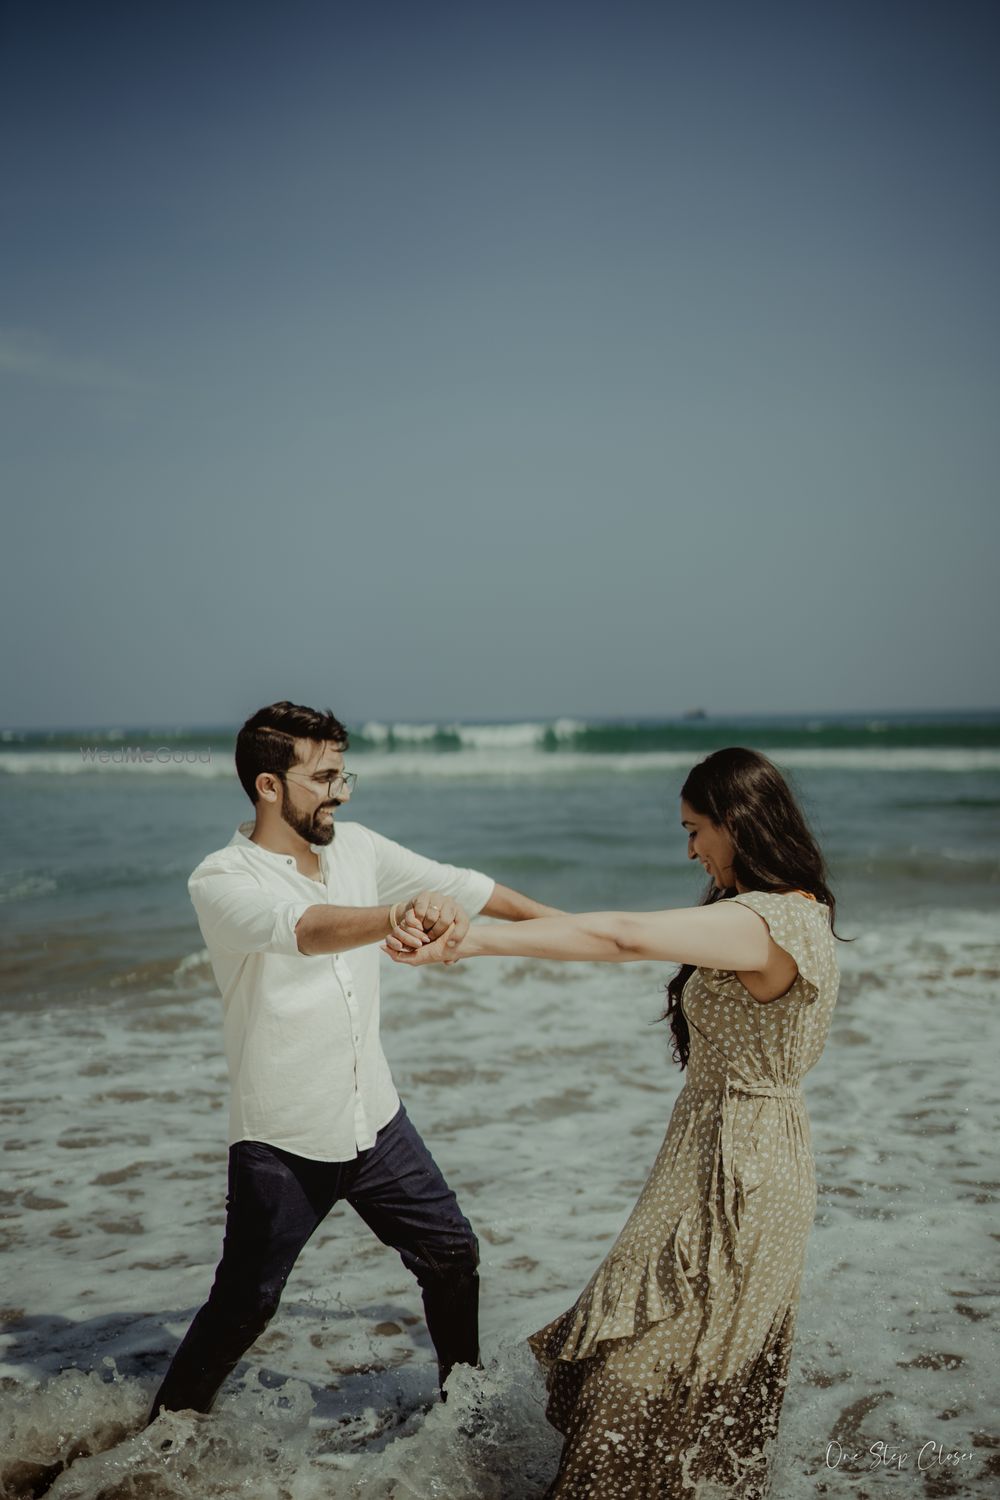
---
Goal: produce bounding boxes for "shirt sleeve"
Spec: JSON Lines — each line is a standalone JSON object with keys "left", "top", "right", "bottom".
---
{"left": 188, "top": 864, "right": 315, "bottom": 956}
{"left": 364, "top": 827, "right": 495, "bottom": 916}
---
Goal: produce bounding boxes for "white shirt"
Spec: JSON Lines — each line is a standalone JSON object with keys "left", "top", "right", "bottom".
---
{"left": 188, "top": 819, "right": 495, "bottom": 1161}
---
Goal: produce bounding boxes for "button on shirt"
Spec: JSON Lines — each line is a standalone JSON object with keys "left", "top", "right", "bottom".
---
{"left": 188, "top": 820, "right": 495, "bottom": 1161}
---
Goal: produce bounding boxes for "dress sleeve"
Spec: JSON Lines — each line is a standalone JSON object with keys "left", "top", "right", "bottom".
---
{"left": 726, "top": 890, "right": 828, "bottom": 1005}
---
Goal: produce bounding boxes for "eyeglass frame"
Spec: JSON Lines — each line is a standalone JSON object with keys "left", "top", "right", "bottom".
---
{"left": 279, "top": 768, "right": 358, "bottom": 797}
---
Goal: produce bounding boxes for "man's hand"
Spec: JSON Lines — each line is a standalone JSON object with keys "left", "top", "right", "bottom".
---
{"left": 385, "top": 890, "right": 470, "bottom": 962}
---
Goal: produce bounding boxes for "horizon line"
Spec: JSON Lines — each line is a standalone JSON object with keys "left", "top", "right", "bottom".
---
{"left": 3, "top": 705, "right": 1000, "bottom": 735}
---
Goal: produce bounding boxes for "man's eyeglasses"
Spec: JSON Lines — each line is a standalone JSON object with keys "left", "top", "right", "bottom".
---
{"left": 281, "top": 770, "right": 358, "bottom": 797}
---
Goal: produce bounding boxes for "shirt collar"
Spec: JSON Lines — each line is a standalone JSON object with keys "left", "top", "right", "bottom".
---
{"left": 231, "top": 821, "right": 329, "bottom": 868}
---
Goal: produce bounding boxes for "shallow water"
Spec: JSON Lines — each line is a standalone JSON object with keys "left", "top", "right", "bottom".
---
{"left": 2, "top": 914, "right": 998, "bottom": 1496}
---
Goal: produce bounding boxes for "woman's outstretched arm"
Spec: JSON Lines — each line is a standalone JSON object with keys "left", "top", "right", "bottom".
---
{"left": 385, "top": 901, "right": 772, "bottom": 973}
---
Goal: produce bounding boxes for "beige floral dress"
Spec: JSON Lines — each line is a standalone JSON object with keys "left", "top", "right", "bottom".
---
{"left": 528, "top": 890, "right": 840, "bottom": 1499}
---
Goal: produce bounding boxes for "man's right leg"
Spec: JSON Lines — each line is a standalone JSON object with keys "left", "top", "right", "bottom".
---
{"left": 148, "top": 1141, "right": 342, "bottom": 1420}
{"left": 346, "top": 1104, "right": 481, "bottom": 1395}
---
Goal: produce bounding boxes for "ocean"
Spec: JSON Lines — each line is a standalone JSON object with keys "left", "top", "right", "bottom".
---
{"left": 1, "top": 711, "right": 998, "bottom": 1498}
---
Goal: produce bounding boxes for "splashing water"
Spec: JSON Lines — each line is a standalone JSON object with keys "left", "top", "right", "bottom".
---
{"left": 0, "top": 1350, "right": 562, "bottom": 1500}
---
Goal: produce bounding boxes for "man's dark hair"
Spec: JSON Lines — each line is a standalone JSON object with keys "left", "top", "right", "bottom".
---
{"left": 235, "top": 701, "right": 350, "bottom": 804}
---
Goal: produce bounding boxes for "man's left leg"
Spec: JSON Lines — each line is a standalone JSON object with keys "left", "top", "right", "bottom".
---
{"left": 347, "top": 1102, "right": 480, "bottom": 1392}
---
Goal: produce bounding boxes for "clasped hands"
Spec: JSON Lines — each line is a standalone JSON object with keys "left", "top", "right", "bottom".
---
{"left": 382, "top": 889, "right": 468, "bottom": 966}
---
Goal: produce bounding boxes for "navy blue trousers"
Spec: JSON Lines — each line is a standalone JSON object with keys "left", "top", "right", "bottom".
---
{"left": 149, "top": 1103, "right": 479, "bottom": 1417}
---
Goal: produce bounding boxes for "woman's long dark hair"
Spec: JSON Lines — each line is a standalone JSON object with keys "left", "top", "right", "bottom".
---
{"left": 664, "top": 746, "right": 845, "bottom": 1070}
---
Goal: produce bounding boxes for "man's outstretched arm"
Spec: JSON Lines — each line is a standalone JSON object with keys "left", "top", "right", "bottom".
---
{"left": 297, "top": 884, "right": 561, "bottom": 958}
{"left": 481, "top": 883, "right": 563, "bottom": 921}
{"left": 189, "top": 866, "right": 426, "bottom": 960}
{"left": 295, "top": 902, "right": 426, "bottom": 956}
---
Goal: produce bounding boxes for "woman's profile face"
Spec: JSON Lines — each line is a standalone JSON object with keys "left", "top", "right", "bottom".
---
{"left": 680, "top": 798, "right": 737, "bottom": 890}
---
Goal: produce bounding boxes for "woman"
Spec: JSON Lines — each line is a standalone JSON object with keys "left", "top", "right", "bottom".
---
{"left": 386, "top": 748, "right": 842, "bottom": 1499}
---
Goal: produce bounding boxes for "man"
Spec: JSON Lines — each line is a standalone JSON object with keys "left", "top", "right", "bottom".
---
{"left": 149, "top": 700, "right": 557, "bottom": 1421}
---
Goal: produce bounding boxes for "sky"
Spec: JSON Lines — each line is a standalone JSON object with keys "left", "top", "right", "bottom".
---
{"left": 2, "top": 0, "right": 998, "bottom": 727}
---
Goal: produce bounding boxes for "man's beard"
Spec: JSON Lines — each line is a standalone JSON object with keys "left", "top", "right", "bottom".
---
{"left": 280, "top": 799, "right": 342, "bottom": 846}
